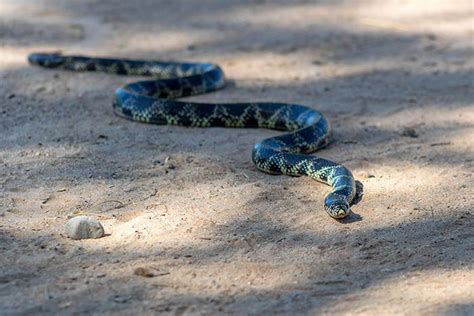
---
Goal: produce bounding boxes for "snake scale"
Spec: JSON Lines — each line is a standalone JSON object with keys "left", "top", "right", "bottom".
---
{"left": 28, "top": 53, "right": 362, "bottom": 219}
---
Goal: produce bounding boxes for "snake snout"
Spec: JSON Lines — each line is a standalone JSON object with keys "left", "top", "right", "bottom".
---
{"left": 324, "top": 193, "right": 350, "bottom": 219}
{"left": 326, "top": 205, "right": 350, "bottom": 219}
{"left": 334, "top": 206, "right": 350, "bottom": 219}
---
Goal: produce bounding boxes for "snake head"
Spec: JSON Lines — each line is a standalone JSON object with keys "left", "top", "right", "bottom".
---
{"left": 324, "top": 193, "right": 351, "bottom": 219}
{"left": 28, "top": 53, "right": 65, "bottom": 68}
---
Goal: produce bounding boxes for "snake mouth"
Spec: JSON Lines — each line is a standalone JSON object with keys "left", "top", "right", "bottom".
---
{"left": 334, "top": 208, "right": 350, "bottom": 219}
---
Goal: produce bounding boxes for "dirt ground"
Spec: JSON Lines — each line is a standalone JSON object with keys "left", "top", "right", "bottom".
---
{"left": 0, "top": 0, "right": 473, "bottom": 315}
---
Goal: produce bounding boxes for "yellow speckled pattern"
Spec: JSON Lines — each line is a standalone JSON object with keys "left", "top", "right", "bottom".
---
{"left": 28, "top": 53, "right": 363, "bottom": 219}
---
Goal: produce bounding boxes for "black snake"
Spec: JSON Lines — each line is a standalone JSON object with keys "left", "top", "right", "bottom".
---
{"left": 28, "top": 53, "right": 362, "bottom": 219}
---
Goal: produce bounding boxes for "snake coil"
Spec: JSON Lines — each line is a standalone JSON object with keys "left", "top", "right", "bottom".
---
{"left": 28, "top": 53, "right": 362, "bottom": 219}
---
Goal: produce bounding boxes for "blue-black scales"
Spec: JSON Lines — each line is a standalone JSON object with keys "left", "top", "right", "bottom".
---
{"left": 28, "top": 53, "right": 362, "bottom": 219}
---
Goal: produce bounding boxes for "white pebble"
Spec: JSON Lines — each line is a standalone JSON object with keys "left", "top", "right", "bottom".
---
{"left": 65, "top": 216, "right": 105, "bottom": 240}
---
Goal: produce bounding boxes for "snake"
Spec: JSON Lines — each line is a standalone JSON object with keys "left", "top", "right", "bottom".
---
{"left": 28, "top": 53, "right": 363, "bottom": 219}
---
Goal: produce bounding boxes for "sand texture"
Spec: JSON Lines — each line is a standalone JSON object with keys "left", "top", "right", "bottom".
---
{"left": 0, "top": 0, "right": 473, "bottom": 315}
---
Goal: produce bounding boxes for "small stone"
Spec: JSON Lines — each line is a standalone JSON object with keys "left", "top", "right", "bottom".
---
{"left": 401, "top": 127, "right": 418, "bottom": 138}
{"left": 134, "top": 267, "right": 155, "bottom": 278}
{"left": 112, "top": 295, "right": 129, "bottom": 303}
{"left": 65, "top": 216, "right": 104, "bottom": 240}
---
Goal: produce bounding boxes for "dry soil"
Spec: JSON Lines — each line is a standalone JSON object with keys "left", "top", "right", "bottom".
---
{"left": 0, "top": 0, "right": 473, "bottom": 315}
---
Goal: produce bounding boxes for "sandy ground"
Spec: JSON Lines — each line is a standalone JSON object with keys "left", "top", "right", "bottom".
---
{"left": 0, "top": 0, "right": 473, "bottom": 315}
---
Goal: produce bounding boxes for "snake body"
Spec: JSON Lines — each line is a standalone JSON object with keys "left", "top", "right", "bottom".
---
{"left": 28, "top": 53, "right": 362, "bottom": 219}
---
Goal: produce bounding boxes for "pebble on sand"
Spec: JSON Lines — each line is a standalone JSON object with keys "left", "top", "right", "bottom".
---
{"left": 65, "top": 216, "right": 105, "bottom": 240}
